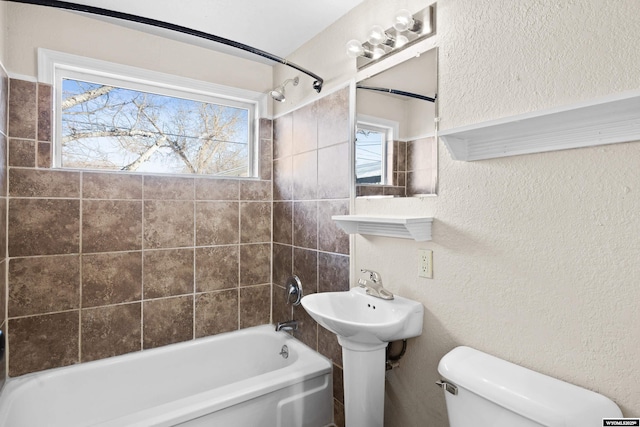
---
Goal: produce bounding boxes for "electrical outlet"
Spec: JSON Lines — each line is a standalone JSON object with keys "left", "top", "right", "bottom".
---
{"left": 418, "top": 249, "right": 433, "bottom": 279}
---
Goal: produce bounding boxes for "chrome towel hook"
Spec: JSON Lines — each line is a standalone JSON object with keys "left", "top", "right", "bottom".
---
{"left": 285, "top": 275, "right": 303, "bottom": 306}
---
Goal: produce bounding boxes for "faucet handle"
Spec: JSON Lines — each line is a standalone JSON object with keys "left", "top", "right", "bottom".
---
{"left": 360, "top": 269, "right": 381, "bottom": 283}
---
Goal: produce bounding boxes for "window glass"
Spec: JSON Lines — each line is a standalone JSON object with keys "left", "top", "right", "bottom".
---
{"left": 355, "top": 123, "right": 391, "bottom": 184}
{"left": 61, "top": 78, "right": 251, "bottom": 176}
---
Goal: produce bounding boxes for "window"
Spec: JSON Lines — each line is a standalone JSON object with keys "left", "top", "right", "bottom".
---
{"left": 355, "top": 121, "right": 394, "bottom": 184}
{"left": 39, "top": 49, "right": 266, "bottom": 177}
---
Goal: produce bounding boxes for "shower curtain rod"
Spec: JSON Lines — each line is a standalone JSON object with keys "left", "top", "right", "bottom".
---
{"left": 356, "top": 85, "right": 436, "bottom": 103}
{"left": 8, "top": 0, "right": 324, "bottom": 93}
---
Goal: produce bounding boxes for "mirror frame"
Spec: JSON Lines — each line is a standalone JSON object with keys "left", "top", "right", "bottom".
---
{"left": 352, "top": 36, "right": 439, "bottom": 198}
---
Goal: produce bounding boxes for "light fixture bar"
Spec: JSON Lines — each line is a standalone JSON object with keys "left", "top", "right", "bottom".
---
{"left": 8, "top": 0, "right": 324, "bottom": 93}
{"left": 348, "top": 4, "right": 436, "bottom": 70}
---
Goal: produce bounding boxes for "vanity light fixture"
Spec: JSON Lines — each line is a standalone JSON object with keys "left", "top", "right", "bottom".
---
{"left": 346, "top": 5, "right": 435, "bottom": 69}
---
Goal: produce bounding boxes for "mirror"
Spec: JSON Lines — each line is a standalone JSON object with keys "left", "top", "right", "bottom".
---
{"left": 355, "top": 48, "right": 437, "bottom": 197}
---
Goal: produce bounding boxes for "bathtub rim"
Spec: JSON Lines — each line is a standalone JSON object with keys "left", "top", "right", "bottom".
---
{"left": 0, "top": 324, "right": 333, "bottom": 426}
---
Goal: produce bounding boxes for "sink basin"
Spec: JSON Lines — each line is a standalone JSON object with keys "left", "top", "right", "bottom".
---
{"left": 301, "top": 287, "right": 424, "bottom": 346}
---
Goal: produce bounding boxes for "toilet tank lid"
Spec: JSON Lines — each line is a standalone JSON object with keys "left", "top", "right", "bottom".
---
{"left": 438, "top": 346, "right": 622, "bottom": 427}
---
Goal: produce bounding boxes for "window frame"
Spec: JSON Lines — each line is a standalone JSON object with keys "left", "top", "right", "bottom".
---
{"left": 38, "top": 48, "right": 267, "bottom": 177}
{"left": 355, "top": 114, "right": 398, "bottom": 185}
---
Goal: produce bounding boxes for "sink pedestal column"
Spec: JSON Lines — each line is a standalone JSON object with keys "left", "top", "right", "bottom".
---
{"left": 339, "top": 338, "right": 387, "bottom": 427}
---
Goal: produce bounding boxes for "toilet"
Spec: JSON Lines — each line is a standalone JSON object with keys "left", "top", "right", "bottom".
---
{"left": 437, "top": 346, "right": 623, "bottom": 427}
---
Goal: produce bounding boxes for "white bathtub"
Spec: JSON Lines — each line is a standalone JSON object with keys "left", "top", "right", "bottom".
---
{"left": 0, "top": 325, "right": 334, "bottom": 427}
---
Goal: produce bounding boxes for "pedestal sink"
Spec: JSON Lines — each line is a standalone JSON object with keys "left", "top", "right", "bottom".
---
{"left": 301, "top": 287, "right": 424, "bottom": 427}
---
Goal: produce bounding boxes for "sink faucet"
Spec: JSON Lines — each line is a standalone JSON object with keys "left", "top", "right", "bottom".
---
{"left": 275, "top": 320, "right": 299, "bottom": 332}
{"left": 358, "top": 269, "right": 394, "bottom": 300}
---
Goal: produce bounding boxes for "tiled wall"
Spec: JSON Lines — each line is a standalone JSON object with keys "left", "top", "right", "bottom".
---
{"left": 0, "top": 64, "right": 8, "bottom": 391}
{"left": 271, "top": 86, "right": 351, "bottom": 426}
{"left": 357, "top": 137, "right": 437, "bottom": 197}
{"left": 6, "top": 78, "right": 274, "bottom": 377}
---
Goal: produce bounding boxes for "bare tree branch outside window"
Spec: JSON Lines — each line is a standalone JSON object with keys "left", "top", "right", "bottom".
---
{"left": 61, "top": 79, "right": 251, "bottom": 176}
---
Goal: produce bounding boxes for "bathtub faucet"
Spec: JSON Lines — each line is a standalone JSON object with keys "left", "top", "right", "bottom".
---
{"left": 275, "top": 320, "right": 299, "bottom": 332}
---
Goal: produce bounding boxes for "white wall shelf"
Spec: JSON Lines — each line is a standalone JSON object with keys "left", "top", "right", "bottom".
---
{"left": 439, "top": 90, "right": 640, "bottom": 161}
{"left": 332, "top": 215, "right": 433, "bottom": 241}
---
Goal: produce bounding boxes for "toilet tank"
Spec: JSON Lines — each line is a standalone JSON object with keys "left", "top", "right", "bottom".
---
{"left": 437, "top": 346, "right": 622, "bottom": 427}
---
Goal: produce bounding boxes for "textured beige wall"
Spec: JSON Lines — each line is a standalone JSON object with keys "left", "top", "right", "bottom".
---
{"left": 280, "top": 0, "right": 640, "bottom": 425}
{"left": 0, "top": 1, "right": 6, "bottom": 64}
{"left": 5, "top": 3, "right": 272, "bottom": 94}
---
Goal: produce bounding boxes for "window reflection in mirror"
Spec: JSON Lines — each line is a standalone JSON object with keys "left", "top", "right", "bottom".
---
{"left": 355, "top": 122, "right": 393, "bottom": 185}
{"left": 355, "top": 48, "right": 437, "bottom": 197}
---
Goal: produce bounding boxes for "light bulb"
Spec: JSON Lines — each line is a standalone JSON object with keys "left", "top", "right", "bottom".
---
{"left": 395, "top": 34, "right": 409, "bottom": 48}
{"left": 346, "top": 39, "right": 366, "bottom": 58}
{"left": 372, "top": 47, "right": 385, "bottom": 59}
{"left": 367, "top": 25, "right": 388, "bottom": 46}
{"left": 393, "top": 9, "right": 415, "bottom": 32}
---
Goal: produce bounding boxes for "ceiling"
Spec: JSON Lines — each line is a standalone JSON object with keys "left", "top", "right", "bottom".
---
{"left": 67, "top": 0, "right": 365, "bottom": 62}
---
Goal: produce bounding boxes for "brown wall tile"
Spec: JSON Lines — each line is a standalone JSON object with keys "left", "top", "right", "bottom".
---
{"left": 195, "top": 290, "right": 238, "bottom": 337}
{"left": 273, "top": 156, "right": 293, "bottom": 201}
{"left": 195, "top": 178, "right": 239, "bottom": 200}
{"left": 0, "top": 67, "right": 7, "bottom": 134}
{"left": 9, "top": 79, "right": 36, "bottom": 139}
{"left": 0, "top": 262, "right": 6, "bottom": 325}
{"left": 37, "top": 142, "right": 51, "bottom": 168}
{"left": 317, "top": 87, "right": 350, "bottom": 148}
{"left": 37, "top": 83, "right": 52, "bottom": 142}
{"left": 318, "top": 143, "right": 350, "bottom": 199}
{"left": 318, "top": 200, "right": 350, "bottom": 255}
{"left": 144, "top": 176, "right": 194, "bottom": 200}
{"left": 143, "top": 296, "right": 193, "bottom": 349}
{"left": 293, "top": 248, "right": 318, "bottom": 294}
{"left": 259, "top": 139, "right": 273, "bottom": 181}
{"left": 272, "top": 243, "right": 292, "bottom": 288}
{"left": 9, "top": 169, "right": 80, "bottom": 198}
{"left": 195, "top": 201, "right": 238, "bottom": 246}
{"left": 333, "top": 365, "right": 345, "bottom": 403}
{"left": 334, "top": 400, "right": 346, "bottom": 427}
{"left": 82, "top": 252, "right": 142, "bottom": 307}
{"left": 9, "top": 311, "right": 79, "bottom": 376}
{"left": 81, "top": 303, "right": 141, "bottom": 362}
{"left": 240, "top": 285, "right": 270, "bottom": 328}
{"left": 144, "top": 248, "right": 194, "bottom": 298}
{"left": 273, "top": 114, "right": 293, "bottom": 160}
{"left": 0, "top": 134, "right": 6, "bottom": 196}
{"left": 259, "top": 118, "right": 273, "bottom": 140}
{"left": 273, "top": 201, "right": 292, "bottom": 245}
{"left": 292, "top": 102, "right": 318, "bottom": 154}
{"left": 9, "top": 199, "right": 80, "bottom": 257}
{"left": 8, "top": 139, "right": 36, "bottom": 167}
{"left": 240, "top": 243, "right": 270, "bottom": 286}
{"left": 319, "top": 327, "right": 342, "bottom": 366}
{"left": 292, "top": 151, "right": 318, "bottom": 200}
{"left": 272, "top": 284, "right": 292, "bottom": 324}
{"left": 293, "top": 201, "right": 317, "bottom": 249}
{"left": 83, "top": 200, "right": 142, "bottom": 253}
{"left": 0, "top": 198, "right": 5, "bottom": 259}
{"left": 83, "top": 172, "right": 142, "bottom": 199}
{"left": 407, "top": 170, "right": 435, "bottom": 195}
{"left": 240, "top": 202, "right": 271, "bottom": 243}
{"left": 9, "top": 255, "right": 80, "bottom": 317}
{"left": 293, "top": 304, "right": 317, "bottom": 349}
{"left": 144, "top": 200, "right": 194, "bottom": 248}
{"left": 318, "top": 253, "right": 350, "bottom": 293}
{"left": 240, "top": 180, "right": 271, "bottom": 201}
{"left": 195, "top": 246, "right": 239, "bottom": 292}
